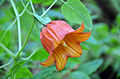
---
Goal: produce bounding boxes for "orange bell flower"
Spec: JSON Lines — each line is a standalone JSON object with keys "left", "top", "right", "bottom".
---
{"left": 40, "top": 20, "right": 91, "bottom": 71}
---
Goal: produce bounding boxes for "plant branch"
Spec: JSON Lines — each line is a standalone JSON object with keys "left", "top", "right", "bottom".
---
{"left": 0, "top": 59, "right": 13, "bottom": 68}
{"left": 19, "top": 1, "right": 30, "bottom": 16}
{"left": 10, "top": 0, "right": 22, "bottom": 51}
{"left": 41, "top": 0, "right": 57, "bottom": 17}
{"left": 21, "top": 50, "right": 37, "bottom": 60}
{"left": 29, "top": 0, "right": 35, "bottom": 13}
{"left": 16, "top": 20, "right": 35, "bottom": 57}
{"left": 1, "top": 19, "right": 16, "bottom": 41}
{"left": 0, "top": 42, "right": 15, "bottom": 57}
{"left": 32, "top": 0, "right": 57, "bottom": 25}
{"left": 21, "top": 0, "right": 32, "bottom": 15}
{"left": 60, "top": 0, "right": 65, "bottom": 3}
{"left": 12, "top": 0, "right": 57, "bottom": 58}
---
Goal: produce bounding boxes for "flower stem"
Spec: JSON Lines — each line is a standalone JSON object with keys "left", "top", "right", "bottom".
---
{"left": 16, "top": 20, "right": 36, "bottom": 57}
{"left": 1, "top": 19, "right": 16, "bottom": 41}
{"left": 33, "top": 0, "right": 57, "bottom": 25}
{"left": 29, "top": 0, "right": 35, "bottom": 13}
{"left": 41, "top": 0, "right": 57, "bottom": 17}
{"left": 60, "top": 0, "right": 65, "bottom": 3}
{"left": 21, "top": 50, "right": 37, "bottom": 60}
{"left": 21, "top": 0, "right": 32, "bottom": 15}
{"left": 33, "top": 13, "right": 48, "bottom": 25}
{"left": 19, "top": 1, "right": 30, "bottom": 16}
{"left": 0, "top": 42, "right": 15, "bottom": 57}
{"left": 10, "top": 0, "right": 22, "bottom": 51}
{"left": 0, "top": 59, "right": 13, "bottom": 68}
{"left": 9, "top": 0, "right": 57, "bottom": 59}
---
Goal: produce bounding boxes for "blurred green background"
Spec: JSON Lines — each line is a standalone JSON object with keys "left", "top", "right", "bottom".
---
{"left": 0, "top": 0, "right": 120, "bottom": 79}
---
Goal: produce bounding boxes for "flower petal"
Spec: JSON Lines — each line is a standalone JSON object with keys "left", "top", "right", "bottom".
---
{"left": 40, "top": 53, "right": 55, "bottom": 67}
{"left": 53, "top": 42, "right": 68, "bottom": 71}
{"left": 41, "top": 27, "right": 61, "bottom": 53}
{"left": 64, "top": 40, "right": 83, "bottom": 56}
{"left": 74, "top": 22, "right": 84, "bottom": 33}
{"left": 40, "top": 28, "right": 53, "bottom": 53}
{"left": 70, "top": 32, "right": 91, "bottom": 42}
{"left": 61, "top": 41, "right": 81, "bottom": 57}
{"left": 53, "top": 51, "right": 67, "bottom": 71}
{"left": 53, "top": 40, "right": 81, "bottom": 71}
{"left": 47, "top": 20, "right": 74, "bottom": 41}
{"left": 65, "top": 31, "right": 91, "bottom": 43}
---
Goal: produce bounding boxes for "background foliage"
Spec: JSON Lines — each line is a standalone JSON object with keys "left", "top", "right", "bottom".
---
{"left": 0, "top": 0, "right": 120, "bottom": 79}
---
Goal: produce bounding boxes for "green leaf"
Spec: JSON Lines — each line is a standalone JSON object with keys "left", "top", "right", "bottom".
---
{"left": 0, "top": 10, "right": 13, "bottom": 25}
{"left": 117, "top": 69, "right": 120, "bottom": 78}
{"left": 9, "top": 61, "right": 25, "bottom": 74}
{"left": 78, "top": 59, "right": 103, "bottom": 75}
{"left": 112, "top": 48, "right": 120, "bottom": 56}
{"left": 61, "top": 0, "right": 93, "bottom": 30}
{"left": 25, "top": 0, "right": 54, "bottom": 5}
{"left": 70, "top": 71, "right": 90, "bottom": 79}
{"left": 29, "top": 0, "right": 41, "bottom": 3}
{"left": 113, "top": 56, "right": 120, "bottom": 71}
{"left": 31, "top": 48, "right": 49, "bottom": 61}
{"left": 66, "top": 62, "right": 78, "bottom": 69}
{"left": 15, "top": 67, "right": 33, "bottom": 78}
{"left": 0, "top": 31, "right": 11, "bottom": 54}
{"left": 20, "top": 9, "right": 33, "bottom": 32}
{"left": 20, "top": 7, "right": 40, "bottom": 41}
{"left": 47, "top": 10, "right": 64, "bottom": 19}
{"left": 0, "top": 0, "right": 4, "bottom": 7}
{"left": 100, "top": 58, "right": 112, "bottom": 72}
{"left": 116, "top": 13, "right": 120, "bottom": 28}
{"left": 81, "top": 44, "right": 89, "bottom": 50}
{"left": 68, "top": 57, "right": 81, "bottom": 63}
{"left": 94, "top": 23, "right": 109, "bottom": 40}
{"left": 39, "top": 0, "right": 55, "bottom": 6}
{"left": 32, "top": 66, "right": 56, "bottom": 79}
{"left": 86, "top": 36, "right": 98, "bottom": 45}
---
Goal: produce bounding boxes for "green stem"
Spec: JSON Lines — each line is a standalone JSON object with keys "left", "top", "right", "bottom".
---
{"left": 0, "top": 42, "right": 15, "bottom": 57}
{"left": 33, "top": 0, "right": 57, "bottom": 25}
{"left": 0, "top": 59, "right": 13, "bottom": 68}
{"left": 21, "top": 0, "right": 32, "bottom": 15}
{"left": 19, "top": 0, "right": 58, "bottom": 60}
{"left": 21, "top": 50, "right": 37, "bottom": 60}
{"left": 60, "top": 0, "right": 65, "bottom": 3}
{"left": 12, "top": 0, "right": 57, "bottom": 59}
{"left": 29, "top": 0, "right": 35, "bottom": 13}
{"left": 21, "top": 0, "right": 57, "bottom": 25}
{"left": 41, "top": 0, "right": 57, "bottom": 17}
{"left": 33, "top": 13, "right": 48, "bottom": 25}
{"left": 16, "top": 20, "right": 35, "bottom": 57}
{"left": 19, "top": 1, "right": 30, "bottom": 16}
{"left": 1, "top": 19, "right": 16, "bottom": 41}
{"left": 10, "top": 0, "right": 22, "bottom": 51}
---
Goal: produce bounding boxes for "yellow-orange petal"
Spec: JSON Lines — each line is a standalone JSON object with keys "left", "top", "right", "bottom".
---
{"left": 65, "top": 32, "right": 91, "bottom": 43}
{"left": 53, "top": 50, "right": 68, "bottom": 71}
{"left": 64, "top": 38, "right": 83, "bottom": 56}
{"left": 40, "top": 53, "right": 55, "bottom": 67}
{"left": 61, "top": 41, "right": 81, "bottom": 57}
{"left": 52, "top": 41, "right": 68, "bottom": 71}
{"left": 74, "top": 22, "right": 85, "bottom": 33}
{"left": 52, "top": 40, "right": 81, "bottom": 71}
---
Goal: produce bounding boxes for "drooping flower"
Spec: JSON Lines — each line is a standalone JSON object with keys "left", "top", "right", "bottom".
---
{"left": 40, "top": 20, "right": 91, "bottom": 71}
